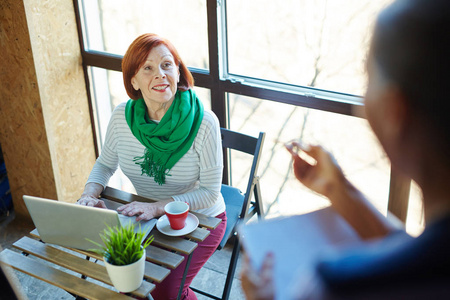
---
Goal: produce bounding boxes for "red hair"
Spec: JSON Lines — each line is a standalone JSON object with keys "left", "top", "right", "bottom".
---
{"left": 122, "top": 33, "right": 194, "bottom": 100}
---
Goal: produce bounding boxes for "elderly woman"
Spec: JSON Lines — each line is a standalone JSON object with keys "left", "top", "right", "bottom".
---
{"left": 242, "top": 0, "right": 450, "bottom": 299}
{"left": 78, "top": 33, "right": 227, "bottom": 300}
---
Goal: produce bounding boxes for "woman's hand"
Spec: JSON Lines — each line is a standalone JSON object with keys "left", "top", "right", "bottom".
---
{"left": 117, "top": 200, "right": 171, "bottom": 221}
{"left": 77, "top": 183, "right": 106, "bottom": 208}
{"left": 77, "top": 194, "right": 107, "bottom": 208}
{"left": 285, "top": 141, "right": 345, "bottom": 198}
{"left": 241, "top": 253, "right": 275, "bottom": 300}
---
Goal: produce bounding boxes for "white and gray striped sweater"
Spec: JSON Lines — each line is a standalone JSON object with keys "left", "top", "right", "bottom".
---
{"left": 86, "top": 101, "right": 225, "bottom": 217}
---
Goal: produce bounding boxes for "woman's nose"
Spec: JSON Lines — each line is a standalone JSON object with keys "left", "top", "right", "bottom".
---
{"left": 155, "top": 68, "right": 166, "bottom": 79}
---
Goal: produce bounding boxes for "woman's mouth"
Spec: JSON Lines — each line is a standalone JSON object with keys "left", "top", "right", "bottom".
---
{"left": 152, "top": 84, "right": 169, "bottom": 92}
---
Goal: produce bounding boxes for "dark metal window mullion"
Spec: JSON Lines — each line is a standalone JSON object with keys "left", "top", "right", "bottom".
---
{"left": 206, "top": 0, "right": 230, "bottom": 184}
{"left": 73, "top": 0, "right": 100, "bottom": 157}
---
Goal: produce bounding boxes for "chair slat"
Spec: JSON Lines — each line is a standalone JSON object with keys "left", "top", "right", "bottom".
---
{"left": 0, "top": 249, "right": 134, "bottom": 300}
{"left": 220, "top": 128, "right": 258, "bottom": 155}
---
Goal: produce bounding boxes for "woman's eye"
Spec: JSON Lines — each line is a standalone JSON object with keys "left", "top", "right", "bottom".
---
{"left": 144, "top": 66, "right": 152, "bottom": 71}
{"left": 163, "top": 62, "right": 172, "bottom": 69}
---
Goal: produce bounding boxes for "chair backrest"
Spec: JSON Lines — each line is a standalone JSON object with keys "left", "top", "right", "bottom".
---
{"left": 218, "top": 128, "right": 265, "bottom": 250}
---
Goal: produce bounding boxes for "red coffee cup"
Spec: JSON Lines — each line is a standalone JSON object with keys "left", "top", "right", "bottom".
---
{"left": 164, "top": 202, "right": 189, "bottom": 230}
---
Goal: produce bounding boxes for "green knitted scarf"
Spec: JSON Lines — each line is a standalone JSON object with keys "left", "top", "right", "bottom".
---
{"left": 125, "top": 89, "right": 204, "bottom": 185}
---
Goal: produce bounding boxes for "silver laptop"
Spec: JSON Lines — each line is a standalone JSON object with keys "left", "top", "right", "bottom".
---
{"left": 23, "top": 195, "right": 156, "bottom": 251}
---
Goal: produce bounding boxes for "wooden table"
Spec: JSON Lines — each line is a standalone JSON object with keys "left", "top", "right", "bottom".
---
{"left": 0, "top": 187, "right": 221, "bottom": 300}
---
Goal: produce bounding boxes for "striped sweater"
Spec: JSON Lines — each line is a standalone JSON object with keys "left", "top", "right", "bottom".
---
{"left": 86, "top": 101, "right": 225, "bottom": 217}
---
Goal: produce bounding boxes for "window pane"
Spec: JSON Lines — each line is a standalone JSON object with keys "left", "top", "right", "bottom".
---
{"left": 193, "top": 87, "right": 212, "bottom": 111}
{"left": 81, "top": 0, "right": 209, "bottom": 70}
{"left": 228, "top": 93, "right": 423, "bottom": 236}
{"left": 226, "top": 0, "right": 393, "bottom": 96}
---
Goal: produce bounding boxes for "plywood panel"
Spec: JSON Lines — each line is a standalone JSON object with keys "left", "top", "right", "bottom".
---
{"left": 24, "top": 0, "right": 96, "bottom": 203}
{"left": 0, "top": 0, "right": 96, "bottom": 218}
{"left": 0, "top": 0, "right": 57, "bottom": 217}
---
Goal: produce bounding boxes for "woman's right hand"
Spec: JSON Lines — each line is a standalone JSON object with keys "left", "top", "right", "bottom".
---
{"left": 285, "top": 141, "right": 345, "bottom": 198}
{"left": 77, "top": 194, "right": 106, "bottom": 208}
{"left": 77, "top": 182, "right": 106, "bottom": 208}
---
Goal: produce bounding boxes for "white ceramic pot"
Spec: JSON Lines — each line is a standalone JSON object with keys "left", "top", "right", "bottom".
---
{"left": 103, "top": 249, "right": 146, "bottom": 293}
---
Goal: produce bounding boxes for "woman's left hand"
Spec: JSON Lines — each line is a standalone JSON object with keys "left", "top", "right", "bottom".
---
{"left": 117, "top": 200, "right": 171, "bottom": 221}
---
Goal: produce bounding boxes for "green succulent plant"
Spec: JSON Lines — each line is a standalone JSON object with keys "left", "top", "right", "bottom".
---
{"left": 88, "top": 223, "right": 154, "bottom": 266}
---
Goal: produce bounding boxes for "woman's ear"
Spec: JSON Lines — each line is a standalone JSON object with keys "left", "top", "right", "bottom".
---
{"left": 131, "top": 77, "right": 139, "bottom": 91}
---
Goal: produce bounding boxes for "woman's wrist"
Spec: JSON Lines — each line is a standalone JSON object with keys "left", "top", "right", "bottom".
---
{"left": 80, "top": 192, "right": 98, "bottom": 198}
{"left": 156, "top": 199, "right": 173, "bottom": 216}
{"left": 81, "top": 183, "right": 104, "bottom": 199}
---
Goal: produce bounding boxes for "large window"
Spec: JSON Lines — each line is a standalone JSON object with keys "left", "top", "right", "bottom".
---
{"left": 227, "top": 0, "right": 386, "bottom": 96}
{"left": 81, "top": 0, "right": 209, "bottom": 70}
{"left": 76, "top": 0, "right": 423, "bottom": 235}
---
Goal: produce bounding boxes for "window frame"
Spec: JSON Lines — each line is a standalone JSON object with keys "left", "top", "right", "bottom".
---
{"left": 73, "top": 0, "right": 411, "bottom": 223}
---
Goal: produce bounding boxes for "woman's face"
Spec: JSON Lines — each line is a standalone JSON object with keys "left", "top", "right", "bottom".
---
{"left": 131, "top": 44, "right": 180, "bottom": 108}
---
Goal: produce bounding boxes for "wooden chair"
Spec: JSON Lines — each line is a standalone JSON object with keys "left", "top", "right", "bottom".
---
{"left": 191, "top": 128, "right": 266, "bottom": 300}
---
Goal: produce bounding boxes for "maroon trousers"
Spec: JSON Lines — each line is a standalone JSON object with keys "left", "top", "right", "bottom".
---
{"left": 151, "top": 211, "right": 227, "bottom": 300}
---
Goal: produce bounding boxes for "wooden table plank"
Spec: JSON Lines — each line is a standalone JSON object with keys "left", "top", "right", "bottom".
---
{"left": 100, "top": 187, "right": 222, "bottom": 229}
{"left": 0, "top": 249, "right": 134, "bottom": 300}
{"left": 185, "top": 227, "right": 210, "bottom": 242}
{"left": 151, "top": 231, "right": 197, "bottom": 256}
{"left": 29, "top": 230, "right": 181, "bottom": 277}
{"left": 30, "top": 228, "right": 39, "bottom": 239}
{"left": 101, "top": 187, "right": 145, "bottom": 205}
{"left": 146, "top": 245, "right": 184, "bottom": 269}
{"left": 72, "top": 242, "right": 184, "bottom": 274}
{"left": 100, "top": 198, "right": 213, "bottom": 236}
{"left": 13, "top": 237, "right": 155, "bottom": 297}
{"left": 13, "top": 237, "right": 169, "bottom": 284}
{"left": 102, "top": 198, "right": 127, "bottom": 211}
{"left": 70, "top": 248, "right": 171, "bottom": 283}
{"left": 190, "top": 211, "right": 221, "bottom": 230}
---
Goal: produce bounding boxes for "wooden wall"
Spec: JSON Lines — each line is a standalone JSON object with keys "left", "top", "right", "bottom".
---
{"left": 0, "top": 0, "right": 96, "bottom": 218}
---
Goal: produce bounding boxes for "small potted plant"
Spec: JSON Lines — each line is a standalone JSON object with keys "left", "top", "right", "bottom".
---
{"left": 89, "top": 224, "right": 154, "bottom": 293}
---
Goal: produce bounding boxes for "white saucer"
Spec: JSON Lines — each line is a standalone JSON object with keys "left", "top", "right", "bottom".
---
{"left": 156, "top": 213, "right": 199, "bottom": 236}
